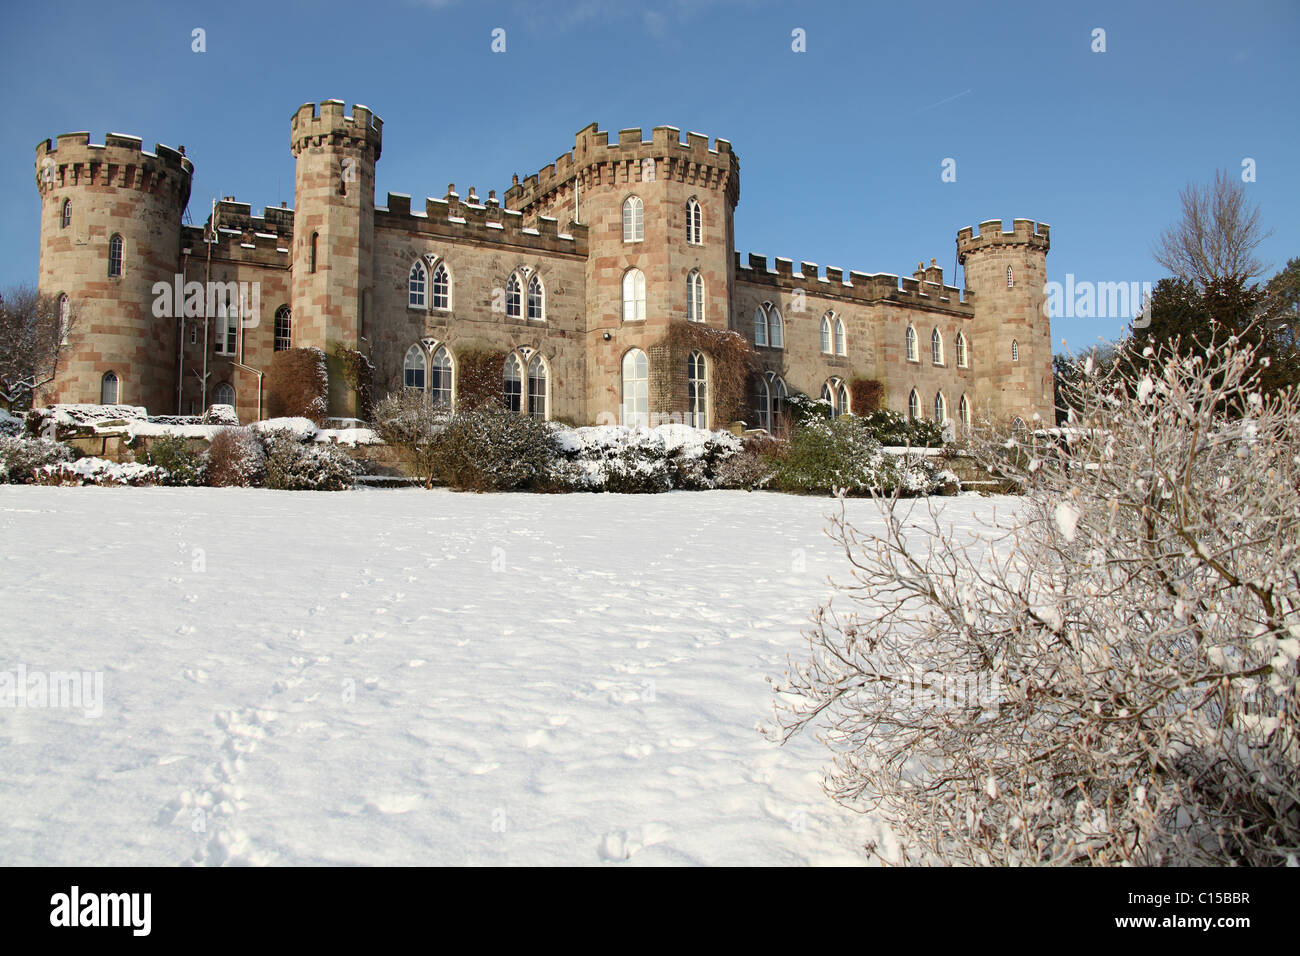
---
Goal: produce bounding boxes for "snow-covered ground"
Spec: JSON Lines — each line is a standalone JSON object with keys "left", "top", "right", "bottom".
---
{"left": 0, "top": 486, "right": 1012, "bottom": 866}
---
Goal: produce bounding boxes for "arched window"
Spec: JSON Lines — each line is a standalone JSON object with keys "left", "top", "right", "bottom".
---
{"left": 503, "top": 353, "right": 523, "bottom": 412}
{"left": 622, "top": 348, "right": 649, "bottom": 427}
{"left": 1011, "top": 416, "right": 1027, "bottom": 436}
{"left": 108, "top": 234, "right": 123, "bottom": 277}
{"left": 821, "top": 377, "right": 849, "bottom": 418}
{"left": 771, "top": 375, "right": 787, "bottom": 425}
{"left": 686, "top": 269, "right": 704, "bottom": 322}
{"left": 273, "top": 306, "right": 292, "bottom": 351}
{"left": 906, "top": 325, "right": 918, "bottom": 362}
{"left": 403, "top": 344, "right": 426, "bottom": 391}
{"left": 931, "top": 328, "right": 944, "bottom": 365}
{"left": 213, "top": 381, "right": 235, "bottom": 411}
{"left": 686, "top": 198, "right": 702, "bottom": 245}
{"left": 908, "top": 388, "right": 921, "bottom": 421}
{"left": 408, "top": 261, "right": 427, "bottom": 308}
{"left": 57, "top": 294, "right": 70, "bottom": 344}
{"left": 431, "top": 261, "right": 451, "bottom": 310}
{"left": 622, "top": 195, "right": 644, "bottom": 243}
{"left": 754, "top": 302, "right": 782, "bottom": 349}
{"left": 430, "top": 346, "right": 453, "bottom": 407}
{"left": 60, "top": 199, "right": 72, "bottom": 229}
{"left": 955, "top": 331, "right": 968, "bottom": 368}
{"left": 310, "top": 233, "right": 318, "bottom": 273}
{"left": 835, "top": 316, "right": 847, "bottom": 356}
{"left": 505, "top": 272, "right": 522, "bottom": 318}
{"left": 215, "top": 295, "right": 237, "bottom": 356}
{"left": 934, "top": 391, "right": 947, "bottom": 423}
{"left": 622, "top": 269, "right": 646, "bottom": 321}
{"left": 958, "top": 394, "right": 971, "bottom": 430}
{"left": 754, "top": 377, "right": 770, "bottom": 430}
{"left": 1007, "top": 266, "right": 1015, "bottom": 289}
{"left": 527, "top": 273, "right": 545, "bottom": 321}
{"left": 1011, "top": 339, "right": 1020, "bottom": 362}
{"left": 100, "top": 371, "right": 119, "bottom": 405}
{"left": 687, "top": 350, "right": 708, "bottom": 429}
{"left": 820, "top": 314, "right": 833, "bottom": 354}
{"left": 527, "top": 354, "right": 548, "bottom": 420}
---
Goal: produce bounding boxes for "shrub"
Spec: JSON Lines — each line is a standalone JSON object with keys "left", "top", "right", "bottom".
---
{"left": 34, "top": 457, "right": 164, "bottom": 486}
{"left": 134, "top": 434, "right": 205, "bottom": 486}
{"left": 201, "top": 404, "right": 241, "bottom": 426}
{"left": 552, "top": 426, "right": 672, "bottom": 493}
{"left": 857, "top": 408, "right": 944, "bottom": 447}
{"left": 453, "top": 349, "right": 507, "bottom": 411}
{"left": 659, "top": 425, "right": 742, "bottom": 490}
{"left": 0, "top": 434, "right": 72, "bottom": 483}
{"left": 784, "top": 392, "right": 830, "bottom": 427}
{"left": 331, "top": 343, "right": 375, "bottom": 421}
{"left": 371, "top": 390, "right": 448, "bottom": 487}
{"left": 661, "top": 322, "right": 758, "bottom": 425}
{"left": 714, "top": 432, "right": 779, "bottom": 490}
{"left": 771, "top": 334, "right": 1300, "bottom": 865}
{"left": 0, "top": 408, "right": 23, "bottom": 437}
{"left": 204, "top": 427, "right": 265, "bottom": 487}
{"left": 266, "top": 347, "right": 329, "bottom": 423}
{"left": 769, "top": 417, "right": 942, "bottom": 495}
{"left": 429, "top": 403, "right": 560, "bottom": 491}
{"left": 261, "top": 430, "right": 359, "bottom": 491}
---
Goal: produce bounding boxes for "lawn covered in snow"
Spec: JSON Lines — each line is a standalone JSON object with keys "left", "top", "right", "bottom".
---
{"left": 0, "top": 486, "right": 1013, "bottom": 866}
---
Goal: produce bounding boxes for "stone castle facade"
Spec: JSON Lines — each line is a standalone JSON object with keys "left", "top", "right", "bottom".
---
{"left": 33, "top": 99, "right": 1053, "bottom": 430}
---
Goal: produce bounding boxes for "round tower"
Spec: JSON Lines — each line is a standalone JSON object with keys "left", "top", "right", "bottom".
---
{"left": 956, "top": 219, "right": 1052, "bottom": 426}
{"left": 34, "top": 132, "right": 192, "bottom": 412}
{"left": 505, "top": 124, "right": 740, "bottom": 425}
{"left": 289, "top": 100, "right": 383, "bottom": 417}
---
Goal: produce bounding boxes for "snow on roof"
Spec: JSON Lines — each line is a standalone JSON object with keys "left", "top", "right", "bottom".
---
{"left": 521, "top": 227, "right": 540, "bottom": 235}
{"left": 447, "top": 216, "right": 466, "bottom": 224}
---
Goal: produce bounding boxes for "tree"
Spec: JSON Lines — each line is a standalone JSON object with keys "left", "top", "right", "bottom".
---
{"left": 370, "top": 389, "right": 448, "bottom": 488}
{"left": 769, "top": 334, "right": 1300, "bottom": 865}
{"left": 1053, "top": 342, "right": 1115, "bottom": 424}
{"left": 0, "top": 285, "right": 76, "bottom": 412}
{"left": 1152, "top": 169, "right": 1272, "bottom": 288}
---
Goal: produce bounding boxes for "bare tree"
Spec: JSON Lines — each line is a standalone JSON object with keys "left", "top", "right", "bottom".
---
{"left": 1152, "top": 169, "right": 1273, "bottom": 288}
{"left": 770, "top": 334, "right": 1300, "bottom": 865}
{"left": 0, "top": 284, "right": 77, "bottom": 412}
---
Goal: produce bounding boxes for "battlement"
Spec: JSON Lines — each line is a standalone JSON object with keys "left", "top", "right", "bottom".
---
{"left": 956, "top": 218, "right": 1050, "bottom": 263}
{"left": 377, "top": 189, "right": 588, "bottom": 257}
{"left": 178, "top": 198, "right": 295, "bottom": 266}
{"left": 290, "top": 99, "right": 383, "bottom": 161}
{"left": 736, "top": 251, "right": 972, "bottom": 314}
{"left": 503, "top": 121, "right": 740, "bottom": 212}
{"left": 35, "top": 131, "right": 192, "bottom": 200}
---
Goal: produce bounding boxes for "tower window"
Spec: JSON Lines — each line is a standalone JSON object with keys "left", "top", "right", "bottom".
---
{"left": 687, "top": 350, "right": 708, "bottom": 429}
{"left": 622, "top": 195, "right": 644, "bottom": 243}
{"left": 108, "top": 234, "right": 123, "bottom": 277}
{"left": 100, "top": 371, "right": 119, "bottom": 405}
{"left": 212, "top": 381, "right": 236, "bottom": 412}
{"left": 622, "top": 269, "right": 646, "bottom": 321}
{"left": 310, "top": 233, "right": 318, "bottom": 273}
{"left": 274, "top": 306, "right": 292, "bottom": 351}
{"left": 622, "top": 348, "right": 649, "bottom": 427}
{"left": 687, "top": 269, "right": 704, "bottom": 322}
{"left": 1007, "top": 266, "right": 1014, "bottom": 288}
{"left": 686, "top": 198, "right": 702, "bottom": 245}
{"left": 1011, "top": 339, "right": 1020, "bottom": 362}
{"left": 61, "top": 200, "right": 72, "bottom": 229}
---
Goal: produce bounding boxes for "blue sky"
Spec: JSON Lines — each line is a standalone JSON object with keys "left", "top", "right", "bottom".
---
{"left": 2, "top": 0, "right": 1296, "bottom": 351}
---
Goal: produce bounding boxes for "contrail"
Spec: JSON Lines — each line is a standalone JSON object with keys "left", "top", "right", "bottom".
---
{"left": 921, "top": 88, "right": 972, "bottom": 111}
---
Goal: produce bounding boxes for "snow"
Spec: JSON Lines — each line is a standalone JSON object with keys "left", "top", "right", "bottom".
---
{"left": 0, "top": 485, "right": 1013, "bottom": 865}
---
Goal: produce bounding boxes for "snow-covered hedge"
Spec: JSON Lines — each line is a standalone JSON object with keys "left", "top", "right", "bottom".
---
{"left": 0, "top": 434, "right": 73, "bottom": 483}
{"left": 551, "top": 424, "right": 742, "bottom": 492}
{"left": 34, "top": 457, "right": 166, "bottom": 486}
{"left": 769, "top": 416, "right": 946, "bottom": 495}
{"left": 261, "top": 429, "right": 360, "bottom": 491}
{"left": 0, "top": 408, "right": 24, "bottom": 437}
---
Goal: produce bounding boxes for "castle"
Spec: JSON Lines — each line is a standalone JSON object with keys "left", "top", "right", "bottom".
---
{"left": 33, "top": 99, "right": 1053, "bottom": 430}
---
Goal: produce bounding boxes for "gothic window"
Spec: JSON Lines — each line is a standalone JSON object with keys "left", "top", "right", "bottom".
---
{"left": 101, "top": 371, "right": 119, "bottom": 405}
{"left": 908, "top": 388, "right": 922, "bottom": 421}
{"left": 527, "top": 354, "right": 548, "bottom": 420}
{"left": 1011, "top": 339, "right": 1020, "bottom": 362}
{"left": 408, "top": 261, "right": 427, "bottom": 308}
{"left": 215, "top": 297, "right": 237, "bottom": 355}
{"left": 820, "top": 314, "right": 832, "bottom": 354}
{"left": 687, "top": 269, "right": 704, "bottom": 322}
{"left": 622, "top": 348, "right": 649, "bottom": 427}
{"left": 835, "top": 315, "right": 847, "bottom": 356}
{"left": 906, "top": 324, "right": 918, "bottom": 362}
{"left": 959, "top": 394, "right": 971, "bottom": 429}
{"left": 431, "top": 261, "right": 451, "bottom": 310}
{"left": 622, "top": 195, "right": 644, "bottom": 243}
{"left": 503, "top": 353, "right": 523, "bottom": 412}
{"left": 108, "top": 234, "right": 123, "bottom": 277}
{"left": 623, "top": 269, "right": 646, "bottom": 321}
{"left": 755, "top": 376, "right": 770, "bottom": 430}
{"left": 403, "top": 344, "right": 426, "bottom": 391}
{"left": 60, "top": 200, "right": 71, "bottom": 229}
{"left": 430, "top": 346, "right": 453, "bottom": 407}
{"left": 821, "top": 377, "right": 849, "bottom": 418}
{"left": 213, "top": 381, "right": 235, "bottom": 411}
{"left": 934, "top": 391, "right": 947, "bottom": 423}
{"left": 506, "top": 272, "right": 522, "bottom": 318}
{"left": 956, "top": 331, "right": 968, "bottom": 368}
{"left": 754, "top": 302, "right": 783, "bottom": 348}
{"left": 527, "top": 273, "right": 545, "bottom": 321}
{"left": 687, "top": 350, "right": 708, "bottom": 429}
{"left": 274, "top": 306, "right": 292, "bottom": 351}
{"left": 686, "top": 198, "right": 702, "bottom": 245}
{"left": 932, "top": 328, "right": 944, "bottom": 365}
{"left": 1007, "top": 266, "right": 1015, "bottom": 288}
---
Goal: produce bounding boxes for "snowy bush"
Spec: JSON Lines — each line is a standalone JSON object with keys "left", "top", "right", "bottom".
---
{"left": 202, "top": 404, "right": 240, "bottom": 426}
{"left": 371, "top": 390, "right": 449, "bottom": 488}
{"left": 658, "top": 425, "right": 742, "bottom": 490}
{"left": 552, "top": 426, "right": 672, "bottom": 493}
{"left": 0, "top": 408, "right": 23, "bottom": 437}
{"left": 203, "top": 427, "right": 265, "bottom": 487}
{"left": 34, "top": 457, "right": 165, "bottom": 486}
{"left": 260, "top": 430, "right": 360, "bottom": 491}
{"left": 134, "top": 434, "right": 205, "bottom": 486}
{"left": 429, "top": 403, "right": 559, "bottom": 492}
{"left": 857, "top": 408, "right": 944, "bottom": 448}
{"left": 771, "top": 335, "right": 1300, "bottom": 865}
{"left": 714, "top": 432, "right": 779, "bottom": 491}
{"left": 769, "top": 417, "right": 943, "bottom": 495}
{"left": 0, "top": 434, "right": 72, "bottom": 483}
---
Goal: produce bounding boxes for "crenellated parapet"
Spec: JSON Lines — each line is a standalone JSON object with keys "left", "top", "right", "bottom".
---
{"left": 35, "top": 132, "right": 193, "bottom": 206}
{"left": 378, "top": 188, "right": 588, "bottom": 257}
{"left": 956, "top": 218, "right": 1050, "bottom": 264}
{"left": 503, "top": 122, "right": 740, "bottom": 214}
{"left": 289, "top": 100, "right": 383, "bottom": 161}
{"left": 735, "top": 251, "right": 972, "bottom": 315}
